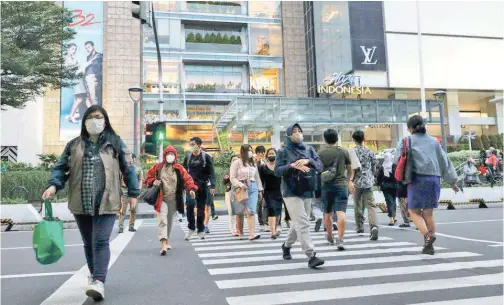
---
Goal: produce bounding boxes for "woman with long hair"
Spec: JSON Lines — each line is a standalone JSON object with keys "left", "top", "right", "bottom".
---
{"left": 144, "top": 145, "right": 198, "bottom": 254}
{"left": 394, "top": 115, "right": 458, "bottom": 255}
{"left": 223, "top": 155, "right": 241, "bottom": 236}
{"left": 42, "top": 105, "right": 140, "bottom": 301}
{"left": 230, "top": 144, "right": 264, "bottom": 241}
{"left": 259, "top": 148, "right": 283, "bottom": 239}
{"left": 65, "top": 43, "right": 91, "bottom": 124}
{"left": 376, "top": 151, "right": 397, "bottom": 226}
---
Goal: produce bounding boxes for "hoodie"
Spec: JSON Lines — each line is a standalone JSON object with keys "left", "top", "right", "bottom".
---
{"left": 274, "top": 123, "right": 323, "bottom": 198}
{"left": 145, "top": 145, "right": 198, "bottom": 213}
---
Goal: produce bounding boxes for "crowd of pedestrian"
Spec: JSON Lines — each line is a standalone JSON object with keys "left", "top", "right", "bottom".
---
{"left": 41, "top": 108, "right": 460, "bottom": 301}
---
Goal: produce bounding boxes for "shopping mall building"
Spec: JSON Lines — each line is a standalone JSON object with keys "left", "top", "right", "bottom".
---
{"left": 1, "top": 1, "right": 503, "bottom": 163}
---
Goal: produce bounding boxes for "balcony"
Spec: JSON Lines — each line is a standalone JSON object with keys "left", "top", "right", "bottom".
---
{"left": 185, "top": 1, "right": 243, "bottom": 15}
{"left": 185, "top": 83, "right": 245, "bottom": 94}
{"left": 185, "top": 31, "right": 246, "bottom": 53}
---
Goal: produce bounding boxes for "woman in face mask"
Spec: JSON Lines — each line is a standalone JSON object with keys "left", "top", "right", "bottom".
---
{"left": 230, "top": 144, "right": 264, "bottom": 241}
{"left": 259, "top": 148, "right": 284, "bottom": 239}
{"left": 144, "top": 145, "right": 198, "bottom": 255}
{"left": 42, "top": 105, "right": 141, "bottom": 301}
{"left": 224, "top": 155, "right": 241, "bottom": 236}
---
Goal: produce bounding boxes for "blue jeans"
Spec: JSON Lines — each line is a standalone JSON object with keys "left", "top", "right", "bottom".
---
{"left": 74, "top": 214, "right": 116, "bottom": 283}
{"left": 243, "top": 181, "right": 258, "bottom": 214}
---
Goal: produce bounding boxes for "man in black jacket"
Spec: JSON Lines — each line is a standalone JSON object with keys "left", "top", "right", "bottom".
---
{"left": 183, "top": 137, "right": 216, "bottom": 240}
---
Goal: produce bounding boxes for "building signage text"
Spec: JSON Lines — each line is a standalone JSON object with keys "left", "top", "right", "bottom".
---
{"left": 318, "top": 72, "right": 372, "bottom": 95}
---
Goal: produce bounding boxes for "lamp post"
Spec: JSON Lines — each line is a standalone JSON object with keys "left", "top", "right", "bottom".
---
{"left": 128, "top": 86, "right": 143, "bottom": 156}
{"left": 462, "top": 130, "right": 477, "bottom": 151}
{"left": 433, "top": 90, "right": 447, "bottom": 152}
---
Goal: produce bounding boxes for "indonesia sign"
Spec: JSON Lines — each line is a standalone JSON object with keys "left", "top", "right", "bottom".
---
{"left": 318, "top": 72, "right": 372, "bottom": 95}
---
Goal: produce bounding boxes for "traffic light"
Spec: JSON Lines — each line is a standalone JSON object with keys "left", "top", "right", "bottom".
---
{"left": 131, "top": 1, "right": 152, "bottom": 27}
{"left": 144, "top": 122, "right": 165, "bottom": 155}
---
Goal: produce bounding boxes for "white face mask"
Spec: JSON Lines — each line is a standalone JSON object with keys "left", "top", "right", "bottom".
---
{"left": 248, "top": 151, "right": 253, "bottom": 159}
{"left": 188, "top": 146, "right": 198, "bottom": 153}
{"left": 166, "top": 154, "right": 176, "bottom": 163}
{"left": 85, "top": 118, "right": 105, "bottom": 135}
{"left": 290, "top": 133, "right": 304, "bottom": 144}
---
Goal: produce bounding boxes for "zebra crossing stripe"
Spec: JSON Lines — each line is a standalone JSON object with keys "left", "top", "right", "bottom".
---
{"left": 197, "top": 241, "right": 416, "bottom": 258}
{"left": 407, "top": 295, "right": 503, "bottom": 305}
{"left": 226, "top": 273, "right": 503, "bottom": 305}
{"left": 207, "top": 252, "right": 481, "bottom": 275}
{"left": 215, "top": 259, "right": 502, "bottom": 289}
{"left": 194, "top": 236, "right": 394, "bottom": 251}
{"left": 190, "top": 230, "right": 358, "bottom": 242}
{"left": 202, "top": 246, "right": 446, "bottom": 265}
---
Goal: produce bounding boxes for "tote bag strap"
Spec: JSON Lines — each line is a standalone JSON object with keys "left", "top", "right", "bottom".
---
{"left": 43, "top": 199, "right": 54, "bottom": 220}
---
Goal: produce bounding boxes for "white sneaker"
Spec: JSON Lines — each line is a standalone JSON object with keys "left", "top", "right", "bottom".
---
{"left": 87, "top": 275, "right": 93, "bottom": 286}
{"left": 86, "top": 280, "right": 104, "bottom": 301}
{"left": 326, "top": 233, "right": 335, "bottom": 245}
{"left": 185, "top": 230, "right": 195, "bottom": 241}
{"left": 198, "top": 232, "right": 205, "bottom": 239}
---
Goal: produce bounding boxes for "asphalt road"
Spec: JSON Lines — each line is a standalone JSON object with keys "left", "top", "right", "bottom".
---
{"left": 1, "top": 207, "right": 503, "bottom": 305}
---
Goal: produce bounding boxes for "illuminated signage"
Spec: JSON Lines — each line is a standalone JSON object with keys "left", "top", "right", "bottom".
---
{"left": 318, "top": 72, "right": 372, "bottom": 95}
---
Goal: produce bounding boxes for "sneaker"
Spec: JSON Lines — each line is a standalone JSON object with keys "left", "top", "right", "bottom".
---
{"left": 326, "top": 233, "right": 334, "bottom": 245}
{"left": 399, "top": 223, "right": 411, "bottom": 228}
{"left": 308, "top": 253, "right": 325, "bottom": 269}
{"left": 198, "top": 232, "right": 206, "bottom": 239}
{"left": 128, "top": 226, "right": 136, "bottom": 232}
{"left": 357, "top": 229, "right": 364, "bottom": 234}
{"left": 333, "top": 223, "right": 338, "bottom": 231}
{"left": 271, "top": 235, "right": 277, "bottom": 240}
{"left": 204, "top": 226, "right": 210, "bottom": 234}
{"left": 276, "top": 227, "right": 282, "bottom": 237}
{"left": 118, "top": 227, "right": 124, "bottom": 234}
{"left": 86, "top": 280, "right": 105, "bottom": 301}
{"left": 314, "top": 218, "right": 322, "bottom": 232}
{"left": 310, "top": 216, "right": 316, "bottom": 221}
{"left": 281, "top": 243, "right": 292, "bottom": 260}
{"left": 212, "top": 215, "right": 219, "bottom": 220}
{"left": 336, "top": 239, "right": 345, "bottom": 251}
{"left": 87, "top": 275, "right": 93, "bottom": 286}
{"left": 285, "top": 221, "right": 290, "bottom": 228}
{"left": 422, "top": 236, "right": 436, "bottom": 255}
{"left": 184, "top": 230, "right": 195, "bottom": 241}
{"left": 370, "top": 227, "right": 379, "bottom": 241}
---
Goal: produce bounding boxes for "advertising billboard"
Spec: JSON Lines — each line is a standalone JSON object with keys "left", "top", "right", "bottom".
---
{"left": 60, "top": 2, "right": 104, "bottom": 141}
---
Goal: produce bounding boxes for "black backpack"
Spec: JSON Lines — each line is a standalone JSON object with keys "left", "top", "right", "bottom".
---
{"left": 285, "top": 147, "right": 318, "bottom": 196}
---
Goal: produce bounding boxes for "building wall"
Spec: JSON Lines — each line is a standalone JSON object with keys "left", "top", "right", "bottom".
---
{"left": 281, "top": 1, "right": 308, "bottom": 97}
{"left": 42, "top": 2, "right": 141, "bottom": 156}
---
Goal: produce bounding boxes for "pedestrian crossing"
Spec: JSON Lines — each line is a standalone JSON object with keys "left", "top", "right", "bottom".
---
{"left": 180, "top": 216, "right": 503, "bottom": 305}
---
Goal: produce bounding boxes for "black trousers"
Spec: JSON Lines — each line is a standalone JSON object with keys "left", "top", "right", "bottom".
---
{"left": 186, "top": 185, "right": 207, "bottom": 233}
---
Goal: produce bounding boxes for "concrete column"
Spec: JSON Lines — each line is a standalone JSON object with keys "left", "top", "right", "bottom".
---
{"left": 271, "top": 125, "right": 281, "bottom": 149}
{"left": 490, "top": 96, "right": 503, "bottom": 134}
{"left": 242, "top": 126, "right": 249, "bottom": 144}
{"left": 446, "top": 91, "right": 462, "bottom": 138}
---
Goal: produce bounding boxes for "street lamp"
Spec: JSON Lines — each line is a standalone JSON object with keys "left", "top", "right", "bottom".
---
{"left": 433, "top": 90, "right": 447, "bottom": 152}
{"left": 462, "top": 130, "right": 477, "bottom": 151}
{"left": 128, "top": 86, "right": 143, "bottom": 157}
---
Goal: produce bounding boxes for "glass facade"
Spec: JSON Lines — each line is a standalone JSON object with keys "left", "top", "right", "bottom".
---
{"left": 185, "top": 65, "right": 246, "bottom": 93}
{"left": 248, "top": 1, "right": 281, "bottom": 18}
{"left": 249, "top": 68, "right": 282, "bottom": 95}
{"left": 249, "top": 24, "right": 283, "bottom": 56}
{"left": 143, "top": 60, "right": 180, "bottom": 94}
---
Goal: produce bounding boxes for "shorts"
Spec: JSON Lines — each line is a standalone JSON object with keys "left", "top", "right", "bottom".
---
{"left": 321, "top": 183, "right": 348, "bottom": 213}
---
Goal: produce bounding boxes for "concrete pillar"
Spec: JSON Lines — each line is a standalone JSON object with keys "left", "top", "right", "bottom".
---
{"left": 271, "top": 125, "right": 281, "bottom": 149}
{"left": 242, "top": 126, "right": 249, "bottom": 144}
{"left": 446, "top": 91, "right": 462, "bottom": 138}
{"left": 490, "top": 96, "right": 503, "bottom": 134}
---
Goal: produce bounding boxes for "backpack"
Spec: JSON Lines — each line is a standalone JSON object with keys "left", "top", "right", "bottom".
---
{"left": 285, "top": 146, "right": 318, "bottom": 196}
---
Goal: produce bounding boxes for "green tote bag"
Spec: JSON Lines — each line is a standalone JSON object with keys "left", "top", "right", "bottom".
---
{"left": 33, "top": 200, "right": 65, "bottom": 265}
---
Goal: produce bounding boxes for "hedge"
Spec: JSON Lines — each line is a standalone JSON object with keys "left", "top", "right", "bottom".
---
{"left": 1, "top": 171, "right": 68, "bottom": 203}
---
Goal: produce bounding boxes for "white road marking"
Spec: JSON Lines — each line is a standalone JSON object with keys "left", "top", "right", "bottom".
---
{"left": 40, "top": 220, "right": 142, "bottom": 305}
{"left": 1, "top": 271, "right": 76, "bottom": 279}
{"left": 190, "top": 230, "right": 357, "bottom": 242}
{"left": 203, "top": 246, "right": 446, "bottom": 265}
{"left": 1, "top": 244, "right": 83, "bottom": 250}
{"left": 226, "top": 273, "right": 503, "bottom": 305}
{"left": 195, "top": 236, "right": 394, "bottom": 251}
{"left": 197, "top": 241, "right": 416, "bottom": 258}
{"left": 435, "top": 219, "right": 503, "bottom": 225}
{"left": 216, "top": 259, "right": 503, "bottom": 289}
{"left": 208, "top": 251, "right": 480, "bottom": 275}
{"left": 408, "top": 295, "right": 503, "bottom": 305}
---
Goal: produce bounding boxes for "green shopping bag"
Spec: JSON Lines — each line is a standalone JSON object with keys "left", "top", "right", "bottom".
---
{"left": 33, "top": 200, "right": 65, "bottom": 265}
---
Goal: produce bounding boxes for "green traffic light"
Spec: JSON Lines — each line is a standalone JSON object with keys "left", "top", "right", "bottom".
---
{"left": 158, "top": 132, "right": 164, "bottom": 140}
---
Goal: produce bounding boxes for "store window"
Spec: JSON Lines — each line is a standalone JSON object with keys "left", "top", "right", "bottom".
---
{"left": 249, "top": 24, "right": 283, "bottom": 56}
{"left": 185, "top": 65, "right": 245, "bottom": 93}
{"left": 144, "top": 60, "right": 180, "bottom": 94}
{"left": 250, "top": 68, "right": 281, "bottom": 95}
{"left": 248, "top": 1, "right": 281, "bottom": 18}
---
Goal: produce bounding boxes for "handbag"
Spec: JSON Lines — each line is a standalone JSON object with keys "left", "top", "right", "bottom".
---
{"left": 33, "top": 200, "right": 65, "bottom": 265}
{"left": 142, "top": 168, "right": 161, "bottom": 206}
{"left": 321, "top": 158, "right": 339, "bottom": 184}
{"left": 233, "top": 186, "right": 249, "bottom": 204}
{"left": 395, "top": 137, "right": 411, "bottom": 183}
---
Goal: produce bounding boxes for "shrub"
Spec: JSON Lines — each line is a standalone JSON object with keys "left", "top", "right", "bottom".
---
{"left": 195, "top": 33, "right": 203, "bottom": 42}
{"left": 470, "top": 136, "right": 483, "bottom": 151}
{"left": 447, "top": 150, "right": 481, "bottom": 168}
{"left": 186, "top": 32, "right": 195, "bottom": 42}
{"left": 38, "top": 154, "right": 60, "bottom": 170}
{"left": 481, "top": 134, "right": 490, "bottom": 149}
{"left": 222, "top": 34, "right": 230, "bottom": 44}
{"left": 489, "top": 135, "right": 500, "bottom": 150}
{"left": 1, "top": 171, "right": 68, "bottom": 202}
{"left": 210, "top": 33, "right": 217, "bottom": 43}
{"left": 204, "top": 33, "right": 211, "bottom": 43}
{"left": 229, "top": 35, "right": 236, "bottom": 44}
{"left": 236, "top": 36, "right": 242, "bottom": 44}
{"left": 216, "top": 33, "right": 223, "bottom": 43}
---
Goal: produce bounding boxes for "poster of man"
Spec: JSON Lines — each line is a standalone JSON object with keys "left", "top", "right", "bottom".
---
{"left": 60, "top": 2, "right": 103, "bottom": 141}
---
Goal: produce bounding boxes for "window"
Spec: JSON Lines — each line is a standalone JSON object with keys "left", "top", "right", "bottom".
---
{"left": 249, "top": 24, "right": 283, "bottom": 56}
{"left": 250, "top": 68, "right": 281, "bottom": 95}
{"left": 143, "top": 60, "right": 180, "bottom": 94}
{"left": 185, "top": 65, "right": 245, "bottom": 93}
{"left": 248, "top": 1, "right": 281, "bottom": 18}
{"left": 153, "top": 1, "right": 179, "bottom": 11}
{"left": 143, "top": 20, "right": 170, "bottom": 49}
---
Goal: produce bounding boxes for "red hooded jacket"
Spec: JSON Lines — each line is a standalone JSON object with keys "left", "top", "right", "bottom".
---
{"left": 144, "top": 145, "right": 198, "bottom": 213}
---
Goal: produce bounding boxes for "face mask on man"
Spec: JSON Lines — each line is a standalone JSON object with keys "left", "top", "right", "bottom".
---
{"left": 248, "top": 151, "right": 253, "bottom": 159}
{"left": 290, "top": 133, "right": 304, "bottom": 144}
{"left": 188, "top": 146, "right": 198, "bottom": 153}
{"left": 267, "top": 156, "right": 276, "bottom": 162}
{"left": 85, "top": 118, "right": 105, "bottom": 135}
{"left": 166, "top": 154, "right": 176, "bottom": 164}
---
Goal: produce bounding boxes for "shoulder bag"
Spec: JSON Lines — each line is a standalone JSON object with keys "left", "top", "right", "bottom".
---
{"left": 394, "top": 137, "right": 412, "bottom": 184}
{"left": 142, "top": 167, "right": 161, "bottom": 206}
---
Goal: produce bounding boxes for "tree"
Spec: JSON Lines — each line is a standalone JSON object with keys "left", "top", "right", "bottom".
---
{"left": 1, "top": 2, "right": 78, "bottom": 109}
{"left": 186, "top": 32, "right": 195, "bottom": 42}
